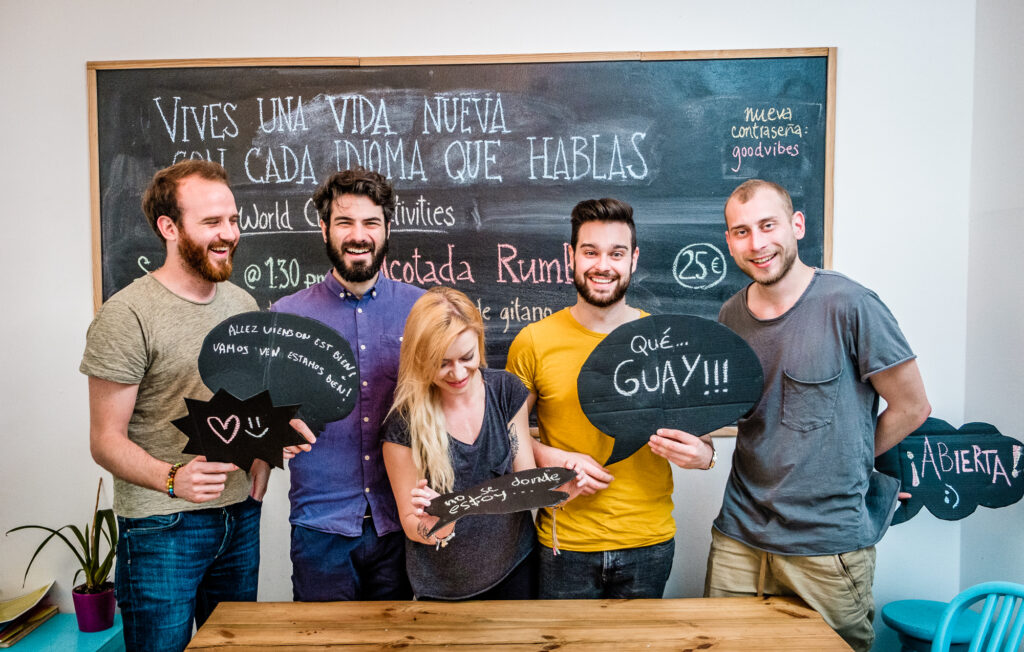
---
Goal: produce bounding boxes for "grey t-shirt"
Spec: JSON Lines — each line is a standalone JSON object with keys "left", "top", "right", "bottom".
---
{"left": 80, "top": 274, "right": 259, "bottom": 518}
{"left": 715, "top": 270, "right": 914, "bottom": 555}
{"left": 383, "top": 368, "right": 534, "bottom": 600}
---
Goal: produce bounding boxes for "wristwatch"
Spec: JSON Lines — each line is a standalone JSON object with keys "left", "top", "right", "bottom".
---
{"left": 706, "top": 446, "right": 718, "bottom": 470}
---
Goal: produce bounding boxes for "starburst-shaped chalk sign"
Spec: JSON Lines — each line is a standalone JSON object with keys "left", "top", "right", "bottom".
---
{"left": 172, "top": 389, "right": 307, "bottom": 469}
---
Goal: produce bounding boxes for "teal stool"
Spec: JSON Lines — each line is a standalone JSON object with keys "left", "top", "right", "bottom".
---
{"left": 882, "top": 600, "right": 982, "bottom": 652}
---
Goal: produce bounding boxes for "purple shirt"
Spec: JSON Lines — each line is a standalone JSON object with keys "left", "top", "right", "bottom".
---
{"left": 272, "top": 271, "right": 425, "bottom": 537}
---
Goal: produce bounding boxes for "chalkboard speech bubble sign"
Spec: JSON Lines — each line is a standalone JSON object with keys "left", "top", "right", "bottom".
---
{"left": 173, "top": 389, "right": 305, "bottom": 469}
{"left": 877, "top": 417, "right": 1024, "bottom": 524}
{"left": 198, "top": 311, "right": 359, "bottom": 434}
{"left": 423, "top": 467, "right": 577, "bottom": 536}
{"left": 578, "top": 314, "right": 764, "bottom": 466}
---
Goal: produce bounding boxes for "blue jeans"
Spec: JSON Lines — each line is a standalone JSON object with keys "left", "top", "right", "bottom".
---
{"left": 539, "top": 538, "right": 675, "bottom": 599}
{"left": 115, "top": 497, "right": 261, "bottom": 652}
{"left": 290, "top": 518, "right": 411, "bottom": 601}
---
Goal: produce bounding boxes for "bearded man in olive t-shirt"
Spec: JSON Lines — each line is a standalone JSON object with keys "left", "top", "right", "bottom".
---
{"left": 80, "top": 161, "right": 311, "bottom": 652}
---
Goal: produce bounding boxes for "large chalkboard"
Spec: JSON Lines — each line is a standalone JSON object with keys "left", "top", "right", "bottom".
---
{"left": 89, "top": 50, "right": 834, "bottom": 367}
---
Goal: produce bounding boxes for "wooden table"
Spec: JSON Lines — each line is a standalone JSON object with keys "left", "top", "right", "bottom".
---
{"left": 188, "top": 597, "right": 851, "bottom": 650}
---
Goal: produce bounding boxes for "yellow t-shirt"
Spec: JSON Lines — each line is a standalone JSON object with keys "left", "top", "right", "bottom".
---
{"left": 506, "top": 308, "right": 675, "bottom": 552}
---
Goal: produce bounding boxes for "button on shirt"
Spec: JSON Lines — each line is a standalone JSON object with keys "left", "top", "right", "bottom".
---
{"left": 271, "top": 271, "right": 425, "bottom": 537}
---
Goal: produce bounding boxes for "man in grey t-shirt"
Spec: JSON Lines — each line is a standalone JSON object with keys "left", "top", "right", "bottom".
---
{"left": 651, "top": 179, "right": 931, "bottom": 652}
{"left": 81, "top": 161, "right": 310, "bottom": 652}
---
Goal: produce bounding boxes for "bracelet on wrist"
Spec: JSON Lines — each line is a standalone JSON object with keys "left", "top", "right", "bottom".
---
{"left": 166, "top": 462, "right": 184, "bottom": 498}
{"left": 706, "top": 445, "right": 718, "bottom": 470}
{"left": 434, "top": 529, "right": 455, "bottom": 550}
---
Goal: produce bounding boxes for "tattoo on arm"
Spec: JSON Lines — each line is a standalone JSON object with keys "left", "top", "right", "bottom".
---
{"left": 417, "top": 521, "right": 432, "bottom": 541}
{"left": 508, "top": 423, "right": 520, "bottom": 459}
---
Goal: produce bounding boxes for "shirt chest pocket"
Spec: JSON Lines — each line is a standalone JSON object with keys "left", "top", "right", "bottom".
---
{"left": 781, "top": 367, "right": 843, "bottom": 432}
{"left": 378, "top": 333, "right": 403, "bottom": 383}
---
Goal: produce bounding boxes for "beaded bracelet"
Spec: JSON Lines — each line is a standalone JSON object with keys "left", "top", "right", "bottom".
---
{"left": 166, "top": 462, "right": 184, "bottom": 498}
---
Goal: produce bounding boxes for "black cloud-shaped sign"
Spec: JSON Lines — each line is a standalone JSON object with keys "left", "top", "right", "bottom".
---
{"left": 198, "top": 311, "right": 359, "bottom": 434}
{"left": 877, "top": 417, "right": 1024, "bottom": 524}
{"left": 578, "top": 314, "right": 764, "bottom": 466}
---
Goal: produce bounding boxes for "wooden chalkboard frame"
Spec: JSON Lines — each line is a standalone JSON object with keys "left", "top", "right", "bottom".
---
{"left": 86, "top": 48, "right": 835, "bottom": 313}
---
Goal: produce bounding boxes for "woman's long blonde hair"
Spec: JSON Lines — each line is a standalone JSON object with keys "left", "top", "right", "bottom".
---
{"left": 390, "top": 286, "right": 487, "bottom": 492}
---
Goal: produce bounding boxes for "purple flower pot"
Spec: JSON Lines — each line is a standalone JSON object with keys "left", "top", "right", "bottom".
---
{"left": 72, "top": 583, "right": 116, "bottom": 632}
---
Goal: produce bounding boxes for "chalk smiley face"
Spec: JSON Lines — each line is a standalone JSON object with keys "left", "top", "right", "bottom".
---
{"left": 243, "top": 416, "right": 269, "bottom": 439}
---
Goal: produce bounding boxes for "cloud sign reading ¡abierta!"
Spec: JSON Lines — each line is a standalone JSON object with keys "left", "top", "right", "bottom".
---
{"left": 876, "top": 417, "right": 1024, "bottom": 524}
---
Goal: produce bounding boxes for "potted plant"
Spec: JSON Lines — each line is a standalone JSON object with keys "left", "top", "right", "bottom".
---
{"left": 7, "top": 478, "right": 118, "bottom": 632}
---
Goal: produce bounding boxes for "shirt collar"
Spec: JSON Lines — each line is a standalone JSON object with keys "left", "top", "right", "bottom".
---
{"left": 323, "top": 269, "right": 385, "bottom": 302}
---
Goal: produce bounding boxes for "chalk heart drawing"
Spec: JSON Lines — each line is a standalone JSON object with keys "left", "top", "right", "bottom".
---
{"left": 207, "top": 415, "right": 240, "bottom": 444}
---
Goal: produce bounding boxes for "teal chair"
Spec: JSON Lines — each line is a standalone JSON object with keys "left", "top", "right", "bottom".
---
{"left": 883, "top": 597, "right": 983, "bottom": 652}
{"left": 931, "top": 581, "right": 1024, "bottom": 652}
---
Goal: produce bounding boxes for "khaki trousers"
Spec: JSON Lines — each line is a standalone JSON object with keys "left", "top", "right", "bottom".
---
{"left": 704, "top": 528, "right": 876, "bottom": 652}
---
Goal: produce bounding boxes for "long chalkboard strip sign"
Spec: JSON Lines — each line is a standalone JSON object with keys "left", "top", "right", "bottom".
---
{"left": 87, "top": 49, "right": 835, "bottom": 369}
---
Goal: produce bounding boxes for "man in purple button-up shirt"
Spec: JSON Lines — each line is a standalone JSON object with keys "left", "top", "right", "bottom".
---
{"left": 272, "top": 168, "right": 423, "bottom": 601}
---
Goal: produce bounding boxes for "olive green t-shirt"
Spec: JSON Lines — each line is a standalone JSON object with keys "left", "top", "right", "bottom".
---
{"left": 80, "top": 274, "right": 259, "bottom": 518}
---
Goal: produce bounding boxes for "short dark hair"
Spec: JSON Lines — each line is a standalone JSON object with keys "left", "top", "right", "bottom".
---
{"left": 312, "top": 167, "right": 395, "bottom": 224}
{"left": 725, "top": 179, "right": 794, "bottom": 218}
{"left": 141, "top": 160, "right": 229, "bottom": 242}
{"left": 570, "top": 198, "right": 637, "bottom": 250}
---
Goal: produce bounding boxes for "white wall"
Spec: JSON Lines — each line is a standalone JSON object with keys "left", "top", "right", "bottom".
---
{"left": 961, "top": 0, "right": 1024, "bottom": 589}
{"left": 0, "top": 2, "right": 989, "bottom": 650}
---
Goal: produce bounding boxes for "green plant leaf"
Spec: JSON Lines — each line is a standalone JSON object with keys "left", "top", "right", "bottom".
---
{"left": 6, "top": 525, "right": 88, "bottom": 586}
{"left": 68, "top": 525, "right": 92, "bottom": 571}
{"left": 99, "top": 510, "right": 117, "bottom": 548}
{"left": 7, "top": 478, "right": 118, "bottom": 590}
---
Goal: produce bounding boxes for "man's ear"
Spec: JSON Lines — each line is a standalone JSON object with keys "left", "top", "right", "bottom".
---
{"left": 320, "top": 219, "right": 329, "bottom": 243}
{"left": 631, "top": 246, "right": 639, "bottom": 273}
{"left": 791, "top": 211, "right": 807, "bottom": 240}
{"left": 156, "top": 215, "right": 178, "bottom": 242}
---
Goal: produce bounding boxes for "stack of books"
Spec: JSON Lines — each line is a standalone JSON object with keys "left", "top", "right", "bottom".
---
{"left": 0, "top": 583, "right": 56, "bottom": 648}
{"left": 0, "top": 604, "right": 58, "bottom": 647}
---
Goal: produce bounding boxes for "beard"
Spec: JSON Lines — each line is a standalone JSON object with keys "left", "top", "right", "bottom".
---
{"left": 178, "top": 227, "right": 235, "bottom": 283}
{"left": 325, "top": 229, "right": 389, "bottom": 284}
{"left": 573, "top": 268, "right": 631, "bottom": 308}
{"left": 749, "top": 243, "right": 797, "bottom": 286}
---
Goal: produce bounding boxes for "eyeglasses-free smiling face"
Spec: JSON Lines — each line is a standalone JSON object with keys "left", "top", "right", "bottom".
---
{"left": 322, "top": 193, "right": 390, "bottom": 284}
{"left": 724, "top": 187, "right": 804, "bottom": 287}
{"left": 572, "top": 220, "right": 639, "bottom": 308}
{"left": 174, "top": 175, "right": 239, "bottom": 283}
{"left": 433, "top": 328, "right": 481, "bottom": 396}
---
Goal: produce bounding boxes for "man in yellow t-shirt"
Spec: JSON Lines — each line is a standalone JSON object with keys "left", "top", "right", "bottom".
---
{"left": 507, "top": 198, "right": 716, "bottom": 598}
